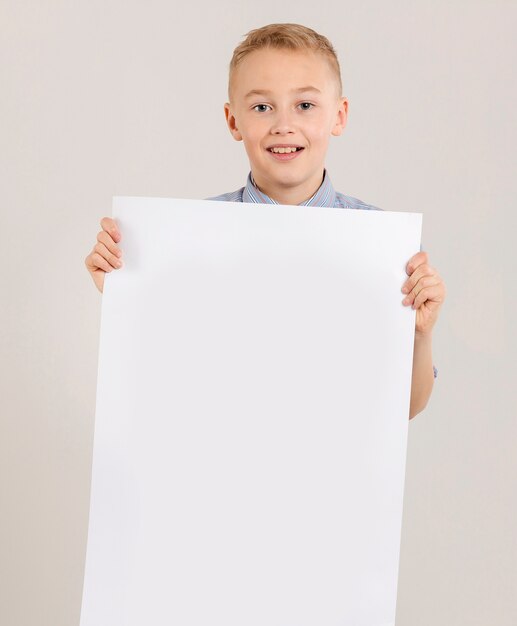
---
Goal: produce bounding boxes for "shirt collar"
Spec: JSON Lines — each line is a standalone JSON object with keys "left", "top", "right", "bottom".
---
{"left": 242, "top": 168, "right": 337, "bottom": 208}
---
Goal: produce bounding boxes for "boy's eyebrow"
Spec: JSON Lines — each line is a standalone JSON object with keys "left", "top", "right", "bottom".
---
{"left": 244, "top": 86, "right": 322, "bottom": 99}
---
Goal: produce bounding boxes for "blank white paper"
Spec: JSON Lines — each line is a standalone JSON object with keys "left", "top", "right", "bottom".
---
{"left": 80, "top": 196, "right": 422, "bottom": 626}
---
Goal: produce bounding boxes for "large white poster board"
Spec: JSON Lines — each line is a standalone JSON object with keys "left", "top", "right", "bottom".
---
{"left": 81, "top": 197, "right": 421, "bottom": 626}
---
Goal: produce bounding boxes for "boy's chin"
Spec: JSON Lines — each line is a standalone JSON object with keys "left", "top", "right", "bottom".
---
{"left": 268, "top": 168, "right": 318, "bottom": 186}
{"left": 260, "top": 171, "right": 305, "bottom": 187}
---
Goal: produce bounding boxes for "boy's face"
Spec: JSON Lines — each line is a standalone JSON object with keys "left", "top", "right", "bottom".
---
{"left": 224, "top": 48, "right": 348, "bottom": 201}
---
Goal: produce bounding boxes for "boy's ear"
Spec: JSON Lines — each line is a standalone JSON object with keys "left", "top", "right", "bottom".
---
{"left": 331, "top": 97, "right": 349, "bottom": 137}
{"left": 224, "top": 102, "right": 243, "bottom": 141}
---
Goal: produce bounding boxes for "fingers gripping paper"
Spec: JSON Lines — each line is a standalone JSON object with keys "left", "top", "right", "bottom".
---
{"left": 80, "top": 197, "right": 421, "bottom": 626}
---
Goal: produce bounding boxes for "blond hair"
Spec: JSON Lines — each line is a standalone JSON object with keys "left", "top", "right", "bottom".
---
{"left": 228, "top": 23, "right": 343, "bottom": 100}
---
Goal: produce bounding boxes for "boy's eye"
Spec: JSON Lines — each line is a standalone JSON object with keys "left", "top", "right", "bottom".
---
{"left": 251, "top": 102, "right": 315, "bottom": 113}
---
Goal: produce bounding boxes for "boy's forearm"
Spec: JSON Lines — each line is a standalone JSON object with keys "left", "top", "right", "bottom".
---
{"left": 409, "top": 331, "right": 435, "bottom": 419}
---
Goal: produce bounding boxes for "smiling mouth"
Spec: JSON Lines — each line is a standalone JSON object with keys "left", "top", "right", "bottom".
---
{"left": 267, "top": 146, "right": 305, "bottom": 154}
{"left": 266, "top": 146, "right": 305, "bottom": 161}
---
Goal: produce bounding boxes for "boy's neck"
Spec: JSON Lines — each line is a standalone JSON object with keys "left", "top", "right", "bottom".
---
{"left": 251, "top": 169, "right": 325, "bottom": 206}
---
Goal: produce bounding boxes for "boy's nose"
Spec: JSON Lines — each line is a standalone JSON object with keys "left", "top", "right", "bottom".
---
{"left": 270, "top": 111, "right": 296, "bottom": 135}
{"left": 272, "top": 126, "right": 295, "bottom": 135}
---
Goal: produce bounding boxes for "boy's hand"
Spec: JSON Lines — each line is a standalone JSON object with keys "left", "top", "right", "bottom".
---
{"left": 84, "top": 217, "right": 123, "bottom": 293}
{"left": 401, "top": 251, "right": 446, "bottom": 336}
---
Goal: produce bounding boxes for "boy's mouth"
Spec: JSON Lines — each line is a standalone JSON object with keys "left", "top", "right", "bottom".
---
{"left": 266, "top": 144, "right": 305, "bottom": 161}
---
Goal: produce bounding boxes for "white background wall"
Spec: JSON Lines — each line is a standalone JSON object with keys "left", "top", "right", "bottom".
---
{"left": 1, "top": 1, "right": 515, "bottom": 624}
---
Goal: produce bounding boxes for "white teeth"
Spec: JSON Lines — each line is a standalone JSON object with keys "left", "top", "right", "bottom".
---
{"left": 270, "top": 146, "right": 299, "bottom": 153}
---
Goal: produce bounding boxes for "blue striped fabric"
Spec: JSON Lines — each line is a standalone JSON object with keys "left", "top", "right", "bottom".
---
{"left": 205, "top": 168, "right": 437, "bottom": 379}
{"left": 205, "top": 168, "right": 382, "bottom": 211}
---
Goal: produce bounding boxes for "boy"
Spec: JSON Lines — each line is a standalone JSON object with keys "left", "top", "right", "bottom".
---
{"left": 84, "top": 23, "right": 446, "bottom": 419}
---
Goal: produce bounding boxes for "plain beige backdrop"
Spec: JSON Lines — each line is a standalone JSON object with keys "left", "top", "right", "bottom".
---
{"left": 1, "top": 1, "right": 515, "bottom": 625}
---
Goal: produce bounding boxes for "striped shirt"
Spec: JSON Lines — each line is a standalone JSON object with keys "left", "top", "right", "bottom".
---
{"left": 205, "top": 168, "right": 437, "bottom": 379}
{"left": 205, "top": 168, "right": 382, "bottom": 211}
